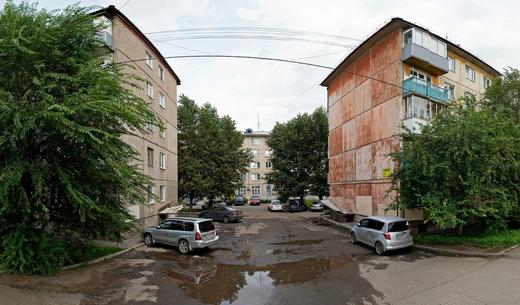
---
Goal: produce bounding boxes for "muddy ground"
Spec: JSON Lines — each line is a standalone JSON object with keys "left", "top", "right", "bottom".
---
{"left": 1, "top": 205, "right": 520, "bottom": 305}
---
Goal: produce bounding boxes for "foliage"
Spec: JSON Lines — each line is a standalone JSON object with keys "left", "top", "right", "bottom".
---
{"left": 483, "top": 68, "right": 520, "bottom": 124}
{"left": 415, "top": 229, "right": 520, "bottom": 248}
{"left": 389, "top": 98, "right": 520, "bottom": 233}
{"left": 267, "top": 107, "right": 329, "bottom": 202}
{"left": 178, "top": 95, "right": 251, "bottom": 205}
{"left": 64, "top": 241, "right": 121, "bottom": 266}
{"left": 0, "top": 2, "right": 159, "bottom": 274}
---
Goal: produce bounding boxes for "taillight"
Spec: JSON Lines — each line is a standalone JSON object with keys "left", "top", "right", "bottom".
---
{"left": 383, "top": 232, "right": 391, "bottom": 240}
{"left": 195, "top": 232, "right": 202, "bottom": 240}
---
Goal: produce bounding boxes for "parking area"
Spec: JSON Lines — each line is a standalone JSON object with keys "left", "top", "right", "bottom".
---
{"left": 1, "top": 205, "right": 520, "bottom": 305}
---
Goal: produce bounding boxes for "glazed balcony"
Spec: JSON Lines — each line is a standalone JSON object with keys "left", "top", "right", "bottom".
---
{"left": 403, "top": 77, "right": 448, "bottom": 103}
{"left": 402, "top": 28, "right": 449, "bottom": 75}
{"left": 96, "top": 30, "right": 115, "bottom": 53}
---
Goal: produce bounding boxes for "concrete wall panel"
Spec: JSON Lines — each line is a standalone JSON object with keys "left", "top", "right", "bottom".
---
{"left": 372, "top": 138, "right": 398, "bottom": 180}
{"left": 341, "top": 91, "right": 355, "bottom": 123}
{"left": 356, "top": 144, "right": 372, "bottom": 181}
{"left": 328, "top": 127, "right": 343, "bottom": 157}
{"left": 371, "top": 61, "right": 401, "bottom": 106}
{"left": 354, "top": 79, "right": 372, "bottom": 116}
{"left": 328, "top": 154, "right": 344, "bottom": 183}
{"left": 355, "top": 110, "right": 372, "bottom": 147}
{"left": 343, "top": 150, "right": 356, "bottom": 181}
{"left": 340, "top": 67, "right": 356, "bottom": 96}
{"left": 356, "top": 196, "right": 372, "bottom": 216}
{"left": 355, "top": 51, "right": 371, "bottom": 86}
{"left": 342, "top": 120, "right": 356, "bottom": 152}
{"left": 370, "top": 30, "right": 400, "bottom": 75}
{"left": 371, "top": 95, "right": 400, "bottom": 143}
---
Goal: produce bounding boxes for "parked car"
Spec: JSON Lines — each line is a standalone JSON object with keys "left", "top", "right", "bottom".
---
{"left": 143, "top": 217, "right": 219, "bottom": 254}
{"left": 235, "top": 196, "right": 245, "bottom": 206}
{"left": 268, "top": 199, "right": 283, "bottom": 212}
{"left": 250, "top": 196, "right": 260, "bottom": 206}
{"left": 350, "top": 216, "right": 413, "bottom": 255}
{"left": 288, "top": 199, "right": 307, "bottom": 212}
{"left": 310, "top": 201, "right": 324, "bottom": 212}
{"left": 199, "top": 206, "right": 243, "bottom": 223}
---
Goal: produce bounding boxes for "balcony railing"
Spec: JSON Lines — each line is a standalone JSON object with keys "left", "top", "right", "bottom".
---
{"left": 96, "top": 31, "right": 115, "bottom": 52}
{"left": 402, "top": 77, "right": 448, "bottom": 102}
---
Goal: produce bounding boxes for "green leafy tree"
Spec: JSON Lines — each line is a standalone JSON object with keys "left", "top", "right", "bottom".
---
{"left": 178, "top": 95, "right": 250, "bottom": 207}
{"left": 389, "top": 99, "right": 520, "bottom": 234}
{"left": 267, "top": 107, "right": 329, "bottom": 203}
{"left": 0, "top": 2, "right": 160, "bottom": 274}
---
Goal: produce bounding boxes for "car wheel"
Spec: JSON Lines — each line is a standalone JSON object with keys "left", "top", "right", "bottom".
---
{"left": 223, "top": 216, "right": 230, "bottom": 224}
{"left": 144, "top": 233, "right": 154, "bottom": 246}
{"left": 178, "top": 239, "right": 190, "bottom": 254}
{"left": 350, "top": 232, "right": 357, "bottom": 244}
{"left": 375, "top": 241, "right": 385, "bottom": 255}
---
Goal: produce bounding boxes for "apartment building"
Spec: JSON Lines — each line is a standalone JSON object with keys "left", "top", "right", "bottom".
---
{"left": 237, "top": 129, "right": 277, "bottom": 200}
{"left": 321, "top": 18, "right": 500, "bottom": 219}
{"left": 94, "top": 6, "right": 180, "bottom": 226}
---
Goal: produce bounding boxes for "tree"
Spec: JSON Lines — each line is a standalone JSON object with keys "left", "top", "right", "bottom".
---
{"left": 177, "top": 95, "right": 250, "bottom": 206}
{"left": 267, "top": 107, "right": 329, "bottom": 203}
{"left": 0, "top": 2, "right": 160, "bottom": 274}
{"left": 389, "top": 99, "right": 520, "bottom": 234}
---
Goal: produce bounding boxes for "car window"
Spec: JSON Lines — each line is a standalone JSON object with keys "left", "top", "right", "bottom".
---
{"left": 171, "top": 220, "right": 184, "bottom": 230}
{"left": 183, "top": 222, "right": 194, "bottom": 231}
{"left": 368, "top": 219, "right": 385, "bottom": 230}
{"left": 224, "top": 207, "right": 235, "bottom": 211}
{"left": 388, "top": 221, "right": 409, "bottom": 232}
{"left": 198, "top": 220, "right": 215, "bottom": 233}
{"left": 359, "top": 219, "right": 369, "bottom": 228}
{"left": 160, "top": 220, "right": 172, "bottom": 229}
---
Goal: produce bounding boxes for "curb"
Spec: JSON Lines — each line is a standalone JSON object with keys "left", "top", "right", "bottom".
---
{"left": 62, "top": 242, "right": 144, "bottom": 271}
{"left": 320, "top": 215, "right": 520, "bottom": 258}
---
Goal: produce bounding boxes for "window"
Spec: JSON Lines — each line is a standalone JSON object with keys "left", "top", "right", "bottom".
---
{"left": 171, "top": 220, "right": 183, "bottom": 231}
{"left": 464, "top": 91, "right": 476, "bottom": 99}
{"left": 160, "top": 185, "right": 166, "bottom": 202}
{"left": 250, "top": 162, "right": 260, "bottom": 169}
{"left": 251, "top": 174, "right": 260, "bottom": 181}
{"left": 159, "top": 127, "right": 165, "bottom": 138}
{"left": 388, "top": 221, "right": 410, "bottom": 232}
{"left": 403, "top": 95, "right": 442, "bottom": 121}
{"left": 251, "top": 185, "right": 261, "bottom": 196}
{"left": 251, "top": 150, "right": 259, "bottom": 157}
{"left": 368, "top": 219, "right": 385, "bottom": 231}
{"left": 147, "top": 147, "right": 154, "bottom": 167}
{"left": 145, "top": 51, "right": 153, "bottom": 69}
{"left": 252, "top": 138, "right": 261, "bottom": 145}
{"left": 483, "top": 76, "right": 491, "bottom": 89}
{"left": 183, "top": 222, "right": 194, "bottom": 231}
{"left": 159, "top": 66, "right": 164, "bottom": 81}
{"left": 237, "top": 188, "right": 247, "bottom": 196}
{"left": 159, "top": 93, "right": 166, "bottom": 108}
{"left": 358, "top": 219, "right": 369, "bottom": 228}
{"left": 403, "top": 29, "right": 412, "bottom": 46}
{"left": 266, "top": 161, "right": 272, "bottom": 168}
{"left": 266, "top": 184, "right": 272, "bottom": 196}
{"left": 147, "top": 185, "right": 155, "bottom": 203}
{"left": 146, "top": 122, "right": 155, "bottom": 133}
{"left": 159, "top": 152, "right": 166, "bottom": 169}
{"left": 410, "top": 67, "right": 431, "bottom": 83}
{"left": 146, "top": 82, "right": 153, "bottom": 98}
{"left": 406, "top": 28, "right": 447, "bottom": 58}
{"left": 448, "top": 57, "right": 455, "bottom": 72}
{"left": 198, "top": 220, "right": 215, "bottom": 232}
{"left": 240, "top": 173, "right": 246, "bottom": 180}
{"left": 159, "top": 220, "right": 172, "bottom": 229}
{"left": 265, "top": 173, "right": 271, "bottom": 181}
{"left": 465, "top": 65, "right": 476, "bottom": 82}
{"left": 265, "top": 150, "right": 272, "bottom": 157}
{"left": 444, "top": 83, "right": 455, "bottom": 100}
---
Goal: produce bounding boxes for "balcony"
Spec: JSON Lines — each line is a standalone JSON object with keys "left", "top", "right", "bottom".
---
{"left": 96, "top": 31, "right": 115, "bottom": 53}
{"left": 402, "top": 117, "right": 428, "bottom": 134}
{"left": 402, "top": 28, "right": 449, "bottom": 75}
{"left": 403, "top": 77, "right": 448, "bottom": 103}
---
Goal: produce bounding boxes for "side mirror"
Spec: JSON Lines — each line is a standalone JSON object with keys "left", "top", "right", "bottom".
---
{"left": 156, "top": 225, "right": 161, "bottom": 229}
{"left": 357, "top": 223, "right": 361, "bottom": 227}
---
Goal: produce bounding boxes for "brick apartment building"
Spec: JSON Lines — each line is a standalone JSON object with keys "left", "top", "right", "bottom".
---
{"left": 94, "top": 6, "right": 180, "bottom": 226}
{"left": 237, "top": 129, "right": 277, "bottom": 200}
{"left": 321, "top": 18, "right": 500, "bottom": 219}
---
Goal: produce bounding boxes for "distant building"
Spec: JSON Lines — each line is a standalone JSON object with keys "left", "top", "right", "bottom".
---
{"left": 94, "top": 6, "right": 181, "bottom": 226}
{"left": 237, "top": 129, "right": 277, "bottom": 200}
{"left": 321, "top": 18, "right": 500, "bottom": 219}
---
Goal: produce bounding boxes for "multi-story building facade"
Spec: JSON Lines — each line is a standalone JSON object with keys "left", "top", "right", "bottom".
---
{"left": 237, "top": 129, "right": 277, "bottom": 200}
{"left": 321, "top": 18, "right": 500, "bottom": 219}
{"left": 94, "top": 6, "right": 180, "bottom": 226}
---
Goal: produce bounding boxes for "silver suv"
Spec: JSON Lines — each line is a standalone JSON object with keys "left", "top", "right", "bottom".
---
{"left": 143, "top": 217, "right": 219, "bottom": 254}
{"left": 350, "top": 216, "right": 413, "bottom": 255}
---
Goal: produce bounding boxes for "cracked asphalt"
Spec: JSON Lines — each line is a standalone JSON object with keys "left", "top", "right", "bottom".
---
{"left": 1, "top": 205, "right": 520, "bottom": 305}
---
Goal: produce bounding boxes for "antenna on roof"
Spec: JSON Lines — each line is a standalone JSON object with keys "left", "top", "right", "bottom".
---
{"left": 257, "top": 113, "right": 260, "bottom": 131}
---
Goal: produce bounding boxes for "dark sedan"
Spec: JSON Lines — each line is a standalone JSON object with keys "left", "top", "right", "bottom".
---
{"left": 199, "top": 206, "right": 243, "bottom": 223}
{"left": 288, "top": 199, "right": 307, "bottom": 212}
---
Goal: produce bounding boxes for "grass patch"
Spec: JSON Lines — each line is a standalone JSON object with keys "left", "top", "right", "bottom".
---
{"left": 415, "top": 229, "right": 520, "bottom": 248}
{"left": 65, "top": 242, "right": 122, "bottom": 266}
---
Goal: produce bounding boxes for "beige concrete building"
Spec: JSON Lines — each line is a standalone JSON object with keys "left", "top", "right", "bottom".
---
{"left": 237, "top": 130, "right": 277, "bottom": 200}
{"left": 95, "top": 6, "right": 180, "bottom": 226}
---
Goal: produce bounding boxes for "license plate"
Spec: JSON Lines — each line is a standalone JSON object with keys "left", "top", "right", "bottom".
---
{"left": 396, "top": 232, "right": 406, "bottom": 239}
{"left": 204, "top": 233, "right": 215, "bottom": 241}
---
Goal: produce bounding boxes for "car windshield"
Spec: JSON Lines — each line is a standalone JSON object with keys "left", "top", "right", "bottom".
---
{"left": 388, "top": 221, "right": 409, "bottom": 232}
{"left": 272, "top": 200, "right": 280, "bottom": 204}
{"left": 198, "top": 220, "right": 216, "bottom": 232}
{"left": 224, "top": 207, "right": 236, "bottom": 211}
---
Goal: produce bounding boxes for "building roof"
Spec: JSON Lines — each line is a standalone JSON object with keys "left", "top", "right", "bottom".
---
{"left": 92, "top": 5, "right": 181, "bottom": 85}
{"left": 321, "top": 17, "right": 501, "bottom": 87}
{"left": 243, "top": 130, "right": 271, "bottom": 136}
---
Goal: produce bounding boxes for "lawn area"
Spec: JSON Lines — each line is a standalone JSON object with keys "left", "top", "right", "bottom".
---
{"left": 415, "top": 229, "right": 520, "bottom": 248}
{"left": 65, "top": 244, "right": 122, "bottom": 266}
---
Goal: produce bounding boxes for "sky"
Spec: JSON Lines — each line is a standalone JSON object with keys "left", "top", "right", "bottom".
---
{"left": 5, "top": 0, "right": 520, "bottom": 131}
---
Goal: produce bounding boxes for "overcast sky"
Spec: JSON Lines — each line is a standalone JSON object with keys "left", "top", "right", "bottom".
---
{"left": 5, "top": 0, "right": 520, "bottom": 131}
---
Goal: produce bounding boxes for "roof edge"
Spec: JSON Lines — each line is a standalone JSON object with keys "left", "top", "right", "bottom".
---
{"left": 92, "top": 5, "right": 181, "bottom": 85}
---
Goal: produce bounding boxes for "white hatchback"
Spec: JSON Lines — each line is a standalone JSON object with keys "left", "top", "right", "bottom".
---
{"left": 350, "top": 216, "right": 413, "bottom": 255}
{"left": 268, "top": 200, "right": 283, "bottom": 212}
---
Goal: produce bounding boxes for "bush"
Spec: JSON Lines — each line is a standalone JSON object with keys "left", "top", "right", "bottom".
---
{"left": 0, "top": 229, "right": 66, "bottom": 275}
{"left": 260, "top": 199, "right": 271, "bottom": 204}
{"left": 64, "top": 240, "right": 121, "bottom": 266}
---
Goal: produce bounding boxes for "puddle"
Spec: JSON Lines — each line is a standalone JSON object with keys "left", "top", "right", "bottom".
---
{"left": 270, "top": 239, "right": 324, "bottom": 246}
{"left": 163, "top": 256, "right": 353, "bottom": 305}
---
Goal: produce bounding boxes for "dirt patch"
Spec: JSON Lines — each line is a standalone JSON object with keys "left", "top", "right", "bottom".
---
{"left": 270, "top": 239, "right": 324, "bottom": 246}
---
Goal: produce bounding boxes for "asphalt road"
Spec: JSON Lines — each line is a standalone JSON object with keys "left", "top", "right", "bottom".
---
{"left": 1, "top": 205, "right": 520, "bottom": 305}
